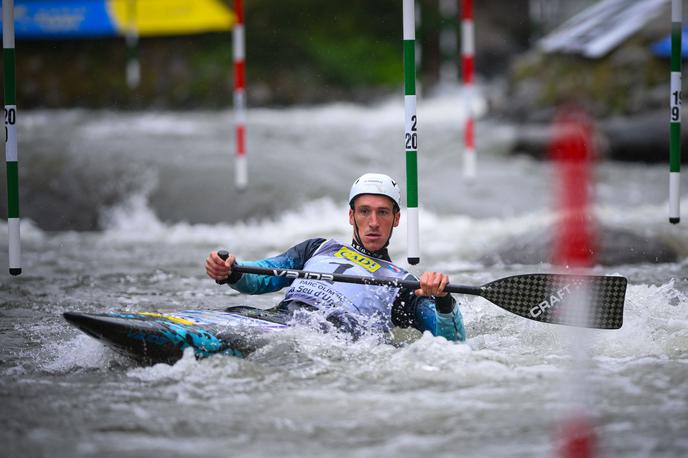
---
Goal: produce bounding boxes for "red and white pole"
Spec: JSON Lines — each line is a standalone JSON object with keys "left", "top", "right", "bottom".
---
{"left": 461, "top": 0, "right": 476, "bottom": 179}
{"left": 234, "top": 0, "right": 247, "bottom": 190}
{"left": 550, "top": 110, "right": 595, "bottom": 270}
{"left": 550, "top": 107, "right": 597, "bottom": 458}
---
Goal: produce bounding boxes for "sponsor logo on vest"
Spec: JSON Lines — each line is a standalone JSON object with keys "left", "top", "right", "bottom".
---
{"left": 334, "top": 247, "right": 381, "bottom": 272}
{"left": 529, "top": 284, "right": 572, "bottom": 318}
{"left": 274, "top": 269, "right": 334, "bottom": 281}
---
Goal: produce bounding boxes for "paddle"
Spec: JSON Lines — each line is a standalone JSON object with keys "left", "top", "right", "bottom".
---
{"left": 215, "top": 251, "right": 626, "bottom": 329}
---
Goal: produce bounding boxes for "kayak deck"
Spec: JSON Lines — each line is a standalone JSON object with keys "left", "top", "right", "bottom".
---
{"left": 63, "top": 307, "right": 290, "bottom": 365}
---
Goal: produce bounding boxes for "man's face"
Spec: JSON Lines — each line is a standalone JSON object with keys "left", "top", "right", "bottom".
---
{"left": 349, "top": 194, "right": 400, "bottom": 252}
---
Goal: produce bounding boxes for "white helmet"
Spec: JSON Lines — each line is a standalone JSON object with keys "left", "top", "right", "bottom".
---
{"left": 349, "top": 173, "right": 401, "bottom": 210}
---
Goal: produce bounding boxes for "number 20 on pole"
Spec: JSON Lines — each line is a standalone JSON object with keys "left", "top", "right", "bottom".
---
{"left": 405, "top": 115, "right": 417, "bottom": 149}
{"left": 5, "top": 107, "right": 16, "bottom": 141}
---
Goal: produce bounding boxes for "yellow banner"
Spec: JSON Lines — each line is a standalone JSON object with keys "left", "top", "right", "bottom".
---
{"left": 109, "top": 0, "right": 235, "bottom": 37}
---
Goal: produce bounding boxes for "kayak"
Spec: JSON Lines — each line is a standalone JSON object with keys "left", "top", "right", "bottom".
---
{"left": 64, "top": 272, "right": 628, "bottom": 365}
{"left": 63, "top": 307, "right": 290, "bottom": 365}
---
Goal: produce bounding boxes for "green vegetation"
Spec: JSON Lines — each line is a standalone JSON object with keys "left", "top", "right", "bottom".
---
{"left": 508, "top": 36, "right": 670, "bottom": 118}
{"left": 3, "top": 0, "right": 409, "bottom": 109}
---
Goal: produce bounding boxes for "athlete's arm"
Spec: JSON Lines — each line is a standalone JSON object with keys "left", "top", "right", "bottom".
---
{"left": 391, "top": 285, "right": 466, "bottom": 342}
{"left": 213, "top": 238, "right": 326, "bottom": 295}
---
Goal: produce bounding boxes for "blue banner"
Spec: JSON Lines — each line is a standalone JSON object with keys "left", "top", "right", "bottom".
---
{"left": 0, "top": 0, "right": 234, "bottom": 39}
{"left": 2, "top": 1, "right": 118, "bottom": 38}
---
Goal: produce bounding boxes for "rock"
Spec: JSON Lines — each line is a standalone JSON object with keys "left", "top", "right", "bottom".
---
{"left": 509, "top": 109, "right": 688, "bottom": 163}
{"left": 480, "top": 225, "right": 681, "bottom": 266}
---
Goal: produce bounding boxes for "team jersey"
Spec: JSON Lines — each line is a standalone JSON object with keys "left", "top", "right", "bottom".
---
{"left": 226, "top": 238, "right": 465, "bottom": 341}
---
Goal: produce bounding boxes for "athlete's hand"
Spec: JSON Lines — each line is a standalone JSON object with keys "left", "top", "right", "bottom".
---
{"left": 415, "top": 271, "right": 449, "bottom": 297}
{"left": 205, "top": 250, "right": 236, "bottom": 281}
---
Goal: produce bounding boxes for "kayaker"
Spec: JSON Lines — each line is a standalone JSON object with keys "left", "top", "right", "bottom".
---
{"left": 205, "top": 173, "right": 465, "bottom": 341}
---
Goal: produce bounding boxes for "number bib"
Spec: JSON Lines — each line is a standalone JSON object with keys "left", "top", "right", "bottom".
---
{"left": 282, "top": 240, "right": 413, "bottom": 318}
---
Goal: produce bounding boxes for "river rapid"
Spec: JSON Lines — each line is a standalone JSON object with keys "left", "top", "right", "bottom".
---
{"left": 1, "top": 95, "right": 687, "bottom": 457}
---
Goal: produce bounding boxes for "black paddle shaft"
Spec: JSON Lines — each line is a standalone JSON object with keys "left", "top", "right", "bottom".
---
{"left": 216, "top": 250, "right": 480, "bottom": 294}
{"left": 214, "top": 250, "right": 626, "bottom": 329}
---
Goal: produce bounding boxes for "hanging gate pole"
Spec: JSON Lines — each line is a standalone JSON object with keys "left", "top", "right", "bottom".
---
{"left": 461, "top": 0, "right": 476, "bottom": 179}
{"left": 3, "top": 0, "right": 21, "bottom": 276}
{"left": 670, "top": 0, "right": 682, "bottom": 224}
{"left": 403, "top": 0, "right": 420, "bottom": 265}
{"left": 234, "top": 0, "right": 248, "bottom": 190}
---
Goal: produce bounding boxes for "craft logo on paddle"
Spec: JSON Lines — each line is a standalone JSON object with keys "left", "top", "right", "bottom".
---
{"left": 334, "top": 247, "right": 381, "bottom": 272}
{"left": 529, "top": 283, "right": 573, "bottom": 318}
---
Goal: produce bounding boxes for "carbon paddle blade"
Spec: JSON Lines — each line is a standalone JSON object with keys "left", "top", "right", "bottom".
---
{"left": 479, "top": 274, "right": 627, "bottom": 329}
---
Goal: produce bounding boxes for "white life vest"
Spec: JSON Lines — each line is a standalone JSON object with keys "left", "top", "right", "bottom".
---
{"left": 282, "top": 239, "right": 413, "bottom": 320}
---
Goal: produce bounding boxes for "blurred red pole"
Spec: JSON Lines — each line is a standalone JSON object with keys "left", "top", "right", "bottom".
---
{"left": 557, "top": 413, "right": 596, "bottom": 458}
{"left": 549, "top": 108, "right": 596, "bottom": 268}
{"left": 549, "top": 107, "right": 597, "bottom": 458}
{"left": 234, "top": 0, "right": 247, "bottom": 190}
{"left": 461, "top": 0, "right": 476, "bottom": 178}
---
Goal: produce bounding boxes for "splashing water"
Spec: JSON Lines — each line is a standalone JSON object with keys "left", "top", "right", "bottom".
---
{"left": 0, "top": 103, "right": 686, "bottom": 458}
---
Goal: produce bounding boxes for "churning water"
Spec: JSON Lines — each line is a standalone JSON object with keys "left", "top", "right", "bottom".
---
{"left": 1, "top": 93, "right": 687, "bottom": 457}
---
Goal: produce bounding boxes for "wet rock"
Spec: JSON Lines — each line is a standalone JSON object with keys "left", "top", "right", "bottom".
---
{"left": 509, "top": 110, "right": 688, "bottom": 163}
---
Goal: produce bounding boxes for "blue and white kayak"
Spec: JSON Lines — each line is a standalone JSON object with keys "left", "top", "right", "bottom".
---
{"left": 63, "top": 307, "right": 290, "bottom": 364}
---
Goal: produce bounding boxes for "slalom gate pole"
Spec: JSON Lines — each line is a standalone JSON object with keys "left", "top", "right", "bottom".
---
{"left": 670, "top": 0, "right": 682, "bottom": 224}
{"left": 3, "top": 0, "right": 21, "bottom": 276}
{"left": 461, "top": 0, "right": 476, "bottom": 179}
{"left": 125, "top": 0, "right": 140, "bottom": 89}
{"left": 403, "top": 0, "right": 420, "bottom": 265}
{"left": 234, "top": 0, "right": 247, "bottom": 191}
{"left": 550, "top": 108, "right": 597, "bottom": 458}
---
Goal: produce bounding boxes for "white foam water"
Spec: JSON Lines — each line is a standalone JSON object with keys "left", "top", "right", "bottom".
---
{"left": 1, "top": 102, "right": 686, "bottom": 457}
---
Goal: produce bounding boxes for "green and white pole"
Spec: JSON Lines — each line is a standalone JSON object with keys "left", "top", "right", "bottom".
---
{"left": 403, "top": 0, "right": 420, "bottom": 265}
{"left": 670, "top": 0, "right": 682, "bottom": 224}
{"left": 3, "top": 0, "right": 21, "bottom": 275}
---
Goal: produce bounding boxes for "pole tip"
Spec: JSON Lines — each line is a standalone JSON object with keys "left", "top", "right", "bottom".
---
{"left": 407, "top": 257, "right": 420, "bottom": 265}
{"left": 9, "top": 268, "right": 22, "bottom": 276}
{"left": 669, "top": 217, "right": 680, "bottom": 224}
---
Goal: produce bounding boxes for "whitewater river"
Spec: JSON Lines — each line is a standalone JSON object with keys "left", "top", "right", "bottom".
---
{"left": 1, "top": 95, "right": 687, "bottom": 457}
